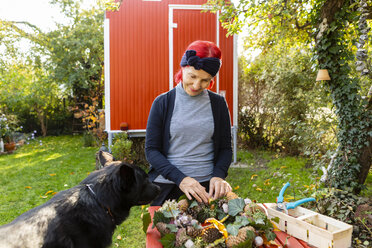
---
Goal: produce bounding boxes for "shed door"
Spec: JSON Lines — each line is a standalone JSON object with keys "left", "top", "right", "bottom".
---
{"left": 171, "top": 8, "right": 217, "bottom": 89}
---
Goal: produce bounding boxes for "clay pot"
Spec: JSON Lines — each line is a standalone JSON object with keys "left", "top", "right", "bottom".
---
{"left": 4, "top": 142, "right": 16, "bottom": 152}
{"left": 120, "top": 122, "right": 129, "bottom": 131}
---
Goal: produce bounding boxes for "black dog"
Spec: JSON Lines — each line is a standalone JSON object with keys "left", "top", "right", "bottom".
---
{"left": 0, "top": 151, "right": 160, "bottom": 248}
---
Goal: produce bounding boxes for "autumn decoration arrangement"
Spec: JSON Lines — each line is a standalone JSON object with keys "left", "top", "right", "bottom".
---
{"left": 144, "top": 192, "right": 278, "bottom": 248}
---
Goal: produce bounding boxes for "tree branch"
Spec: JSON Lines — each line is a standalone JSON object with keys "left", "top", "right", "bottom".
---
{"left": 295, "top": 19, "right": 311, "bottom": 29}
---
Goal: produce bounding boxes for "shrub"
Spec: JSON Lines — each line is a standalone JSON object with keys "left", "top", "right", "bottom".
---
{"left": 129, "top": 137, "right": 149, "bottom": 171}
{"left": 0, "top": 112, "right": 22, "bottom": 143}
{"left": 82, "top": 131, "right": 96, "bottom": 147}
{"left": 111, "top": 132, "right": 134, "bottom": 162}
{"left": 309, "top": 188, "right": 371, "bottom": 246}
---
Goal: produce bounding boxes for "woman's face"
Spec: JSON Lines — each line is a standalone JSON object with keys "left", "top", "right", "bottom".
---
{"left": 181, "top": 66, "right": 213, "bottom": 96}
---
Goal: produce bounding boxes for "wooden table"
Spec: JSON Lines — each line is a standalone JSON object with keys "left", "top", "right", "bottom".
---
{"left": 146, "top": 206, "right": 315, "bottom": 248}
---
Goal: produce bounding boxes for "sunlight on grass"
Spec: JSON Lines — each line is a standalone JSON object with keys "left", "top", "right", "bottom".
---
{"left": 13, "top": 152, "right": 34, "bottom": 159}
{"left": 45, "top": 153, "right": 62, "bottom": 161}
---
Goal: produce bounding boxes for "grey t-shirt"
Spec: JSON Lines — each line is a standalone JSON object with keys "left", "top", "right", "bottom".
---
{"left": 154, "top": 83, "right": 214, "bottom": 183}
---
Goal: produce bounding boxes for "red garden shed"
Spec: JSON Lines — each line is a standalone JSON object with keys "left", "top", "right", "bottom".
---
{"left": 104, "top": 0, "right": 238, "bottom": 161}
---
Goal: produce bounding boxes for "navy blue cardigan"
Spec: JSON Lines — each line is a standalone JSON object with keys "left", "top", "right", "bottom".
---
{"left": 145, "top": 88, "right": 232, "bottom": 186}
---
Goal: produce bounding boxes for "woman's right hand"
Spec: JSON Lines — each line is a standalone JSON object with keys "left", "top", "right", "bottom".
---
{"left": 179, "top": 177, "right": 209, "bottom": 203}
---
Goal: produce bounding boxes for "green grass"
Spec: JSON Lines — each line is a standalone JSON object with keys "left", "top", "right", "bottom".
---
{"left": 1, "top": 137, "right": 370, "bottom": 248}
{"left": 229, "top": 150, "right": 319, "bottom": 203}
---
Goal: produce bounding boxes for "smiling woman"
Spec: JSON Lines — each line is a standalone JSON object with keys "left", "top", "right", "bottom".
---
{"left": 181, "top": 66, "right": 213, "bottom": 96}
{"left": 145, "top": 40, "right": 233, "bottom": 207}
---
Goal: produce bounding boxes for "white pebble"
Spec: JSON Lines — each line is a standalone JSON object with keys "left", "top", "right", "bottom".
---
{"left": 184, "top": 239, "right": 195, "bottom": 248}
{"left": 254, "top": 236, "right": 263, "bottom": 246}
{"left": 222, "top": 203, "right": 229, "bottom": 213}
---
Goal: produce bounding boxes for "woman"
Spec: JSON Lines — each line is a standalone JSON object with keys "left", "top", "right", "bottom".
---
{"left": 145, "top": 40, "right": 232, "bottom": 206}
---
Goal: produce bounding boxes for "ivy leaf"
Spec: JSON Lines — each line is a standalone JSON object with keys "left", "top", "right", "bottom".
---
{"left": 163, "top": 209, "right": 180, "bottom": 218}
{"left": 159, "top": 233, "right": 176, "bottom": 248}
{"left": 217, "top": 209, "right": 228, "bottom": 220}
{"left": 226, "top": 223, "right": 240, "bottom": 236}
{"left": 255, "top": 217, "right": 266, "bottom": 225}
{"left": 166, "top": 224, "right": 178, "bottom": 233}
{"left": 270, "top": 217, "right": 280, "bottom": 223}
{"left": 228, "top": 198, "right": 245, "bottom": 216}
{"left": 189, "top": 200, "right": 198, "bottom": 208}
{"left": 265, "top": 229, "right": 276, "bottom": 241}
{"left": 246, "top": 230, "right": 255, "bottom": 240}
{"left": 329, "top": 46, "right": 340, "bottom": 54}
{"left": 152, "top": 211, "right": 170, "bottom": 228}
{"left": 142, "top": 212, "right": 151, "bottom": 233}
{"left": 235, "top": 215, "right": 250, "bottom": 226}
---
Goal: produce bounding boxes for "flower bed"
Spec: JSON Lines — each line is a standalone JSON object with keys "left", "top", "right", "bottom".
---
{"left": 144, "top": 192, "right": 278, "bottom": 248}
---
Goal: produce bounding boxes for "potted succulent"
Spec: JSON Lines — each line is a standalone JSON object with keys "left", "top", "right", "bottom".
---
{"left": 0, "top": 113, "right": 21, "bottom": 152}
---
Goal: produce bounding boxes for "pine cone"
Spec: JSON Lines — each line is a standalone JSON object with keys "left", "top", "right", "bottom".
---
{"left": 237, "top": 226, "right": 255, "bottom": 240}
{"left": 226, "top": 192, "right": 239, "bottom": 201}
{"left": 175, "top": 228, "right": 188, "bottom": 247}
{"left": 186, "top": 205, "right": 201, "bottom": 219}
{"left": 155, "top": 222, "right": 170, "bottom": 236}
{"left": 186, "top": 225, "right": 202, "bottom": 238}
{"left": 178, "top": 199, "right": 189, "bottom": 212}
{"left": 244, "top": 203, "right": 265, "bottom": 214}
{"left": 202, "top": 227, "right": 223, "bottom": 243}
{"left": 226, "top": 235, "right": 246, "bottom": 248}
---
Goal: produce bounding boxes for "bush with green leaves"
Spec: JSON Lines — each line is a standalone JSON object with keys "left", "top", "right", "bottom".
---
{"left": 309, "top": 188, "right": 371, "bottom": 246}
{"left": 238, "top": 46, "right": 333, "bottom": 155}
{"left": 82, "top": 131, "right": 96, "bottom": 147}
{"left": 110, "top": 132, "right": 134, "bottom": 162}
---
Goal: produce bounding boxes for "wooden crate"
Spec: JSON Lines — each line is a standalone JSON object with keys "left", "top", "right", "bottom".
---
{"left": 264, "top": 203, "right": 353, "bottom": 248}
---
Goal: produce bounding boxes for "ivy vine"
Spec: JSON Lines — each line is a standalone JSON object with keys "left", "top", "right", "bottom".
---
{"left": 314, "top": 2, "right": 371, "bottom": 192}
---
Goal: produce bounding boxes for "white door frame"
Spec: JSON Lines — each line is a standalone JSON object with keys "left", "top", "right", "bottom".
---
{"left": 168, "top": 4, "right": 220, "bottom": 92}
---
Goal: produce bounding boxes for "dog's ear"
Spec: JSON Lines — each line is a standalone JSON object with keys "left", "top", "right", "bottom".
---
{"left": 97, "top": 151, "right": 114, "bottom": 167}
{"left": 119, "top": 163, "right": 135, "bottom": 188}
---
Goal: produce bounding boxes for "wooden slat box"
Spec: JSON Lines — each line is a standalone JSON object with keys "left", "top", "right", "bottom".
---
{"left": 264, "top": 203, "right": 353, "bottom": 248}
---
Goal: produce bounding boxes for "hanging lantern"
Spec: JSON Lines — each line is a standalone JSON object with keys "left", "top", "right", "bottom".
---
{"left": 316, "top": 69, "right": 331, "bottom": 81}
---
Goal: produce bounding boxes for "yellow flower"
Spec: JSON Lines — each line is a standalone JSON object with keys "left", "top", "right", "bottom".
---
{"left": 203, "top": 218, "right": 228, "bottom": 238}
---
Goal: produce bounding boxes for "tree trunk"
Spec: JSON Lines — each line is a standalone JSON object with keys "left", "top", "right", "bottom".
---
{"left": 357, "top": 88, "right": 372, "bottom": 187}
{"left": 36, "top": 108, "right": 47, "bottom": 137}
{"left": 316, "top": 0, "right": 371, "bottom": 192}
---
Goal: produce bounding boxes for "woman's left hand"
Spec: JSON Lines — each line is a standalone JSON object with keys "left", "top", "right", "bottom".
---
{"left": 209, "top": 177, "right": 232, "bottom": 200}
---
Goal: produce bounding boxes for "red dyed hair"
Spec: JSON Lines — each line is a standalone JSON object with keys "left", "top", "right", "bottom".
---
{"left": 174, "top": 40, "right": 222, "bottom": 89}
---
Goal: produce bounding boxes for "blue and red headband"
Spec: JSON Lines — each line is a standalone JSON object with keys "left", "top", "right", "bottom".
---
{"left": 180, "top": 50, "right": 221, "bottom": 77}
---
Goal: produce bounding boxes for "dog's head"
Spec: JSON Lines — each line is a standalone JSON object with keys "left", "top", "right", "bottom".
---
{"left": 84, "top": 151, "right": 160, "bottom": 207}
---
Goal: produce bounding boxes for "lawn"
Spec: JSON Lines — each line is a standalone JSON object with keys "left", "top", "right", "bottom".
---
{"left": 0, "top": 136, "right": 370, "bottom": 247}
{"left": 0, "top": 135, "right": 146, "bottom": 247}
